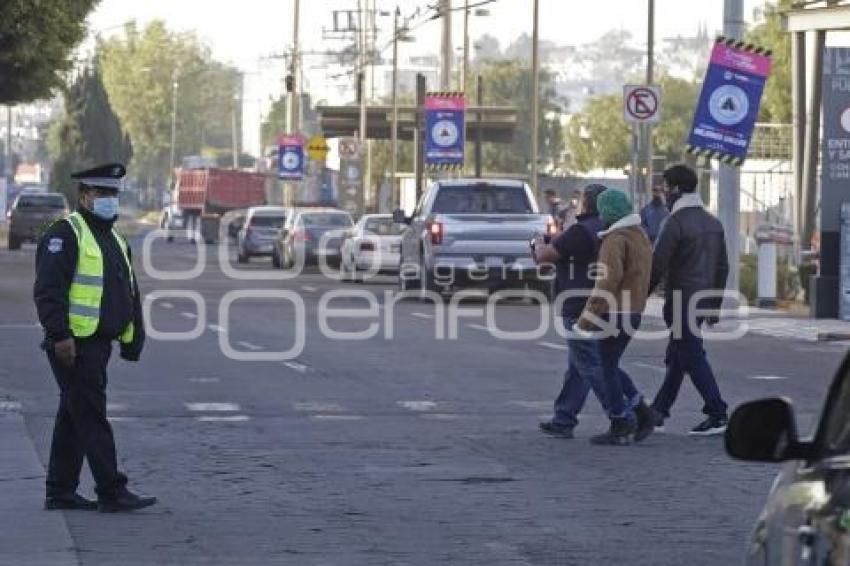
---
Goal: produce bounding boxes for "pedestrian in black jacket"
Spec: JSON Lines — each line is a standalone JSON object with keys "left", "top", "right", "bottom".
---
{"left": 33, "top": 163, "right": 156, "bottom": 512}
{"left": 648, "top": 164, "right": 730, "bottom": 436}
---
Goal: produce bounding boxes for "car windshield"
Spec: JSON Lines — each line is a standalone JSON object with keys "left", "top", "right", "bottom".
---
{"left": 302, "top": 213, "right": 352, "bottom": 227}
{"left": 431, "top": 185, "right": 533, "bottom": 214}
{"left": 250, "top": 215, "right": 286, "bottom": 228}
{"left": 16, "top": 194, "right": 66, "bottom": 209}
{"left": 364, "top": 218, "right": 404, "bottom": 235}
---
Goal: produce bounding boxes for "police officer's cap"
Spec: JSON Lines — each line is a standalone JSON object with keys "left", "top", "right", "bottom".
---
{"left": 71, "top": 163, "right": 126, "bottom": 191}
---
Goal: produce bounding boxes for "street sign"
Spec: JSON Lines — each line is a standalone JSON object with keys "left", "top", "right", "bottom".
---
{"left": 424, "top": 92, "right": 465, "bottom": 168}
{"left": 306, "top": 135, "right": 330, "bottom": 161}
{"left": 338, "top": 137, "right": 361, "bottom": 159}
{"left": 623, "top": 85, "right": 661, "bottom": 124}
{"left": 686, "top": 37, "right": 772, "bottom": 166}
{"left": 277, "top": 135, "right": 304, "bottom": 180}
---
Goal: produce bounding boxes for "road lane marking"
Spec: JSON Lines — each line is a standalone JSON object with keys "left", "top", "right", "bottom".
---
{"left": 283, "top": 361, "right": 309, "bottom": 372}
{"left": 0, "top": 401, "right": 22, "bottom": 412}
{"left": 538, "top": 341, "right": 567, "bottom": 351}
{"left": 197, "top": 415, "right": 250, "bottom": 422}
{"left": 107, "top": 403, "right": 128, "bottom": 412}
{"left": 236, "top": 341, "right": 264, "bottom": 351}
{"left": 294, "top": 402, "right": 344, "bottom": 412}
{"left": 180, "top": 312, "right": 198, "bottom": 320}
{"left": 108, "top": 417, "right": 138, "bottom": 423}
{"left": 301, "top": 285, "right": 318, "bottom": 293}
{"left": 399, "top": 401, "right": 438, "bottom": 411}
{"left": 184, "top": 402, "right": 240, "bottom": 412}
{"left": 749, "top": 375, "right": 789, "bottom": 381}
{"left": 160, "top": 302, "right": 175, "bottom": 310}
{"left": 632, "top": 362, "right": 666, "bottom": 374}
{"left": 310, "top": 415, "right": 364, "bottom": 421}
{"left": 207, "top": 324, "right": 227, "bottom": 334}
{"left": 467, "top": 323, "right": 489, "bottom": 332}
{"left": 411, "top": 312, "right": 434, "bottom": 319}
{"left": 508, "top": 401, "right": 551, "bottom": 410}
{"left": 189, "top": 378, "right": 220, "bottom": 384}
{"left": 0, "top": 323, "right": 40, "bottom": 330}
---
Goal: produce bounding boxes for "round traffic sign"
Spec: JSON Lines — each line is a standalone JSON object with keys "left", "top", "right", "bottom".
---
{"left": 625, "top": 87, "right": 659, "bottom": 122}
{"left": 281, "top": 150, "right": 301, "bottom": 171}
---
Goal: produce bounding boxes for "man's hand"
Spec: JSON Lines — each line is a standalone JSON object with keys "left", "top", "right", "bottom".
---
{"left": 53, "top": 338, "right": 76, "bottom": 367}
{"left": 120, "top": 344, "right": 142, "bottom": 362}
{"left": 530, "top": 235, "right": 546, "bottom": 264}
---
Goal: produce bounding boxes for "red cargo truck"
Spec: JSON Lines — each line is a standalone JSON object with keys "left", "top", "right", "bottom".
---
{"left": 176, "top": 168, "right": 267, "bottom": 244}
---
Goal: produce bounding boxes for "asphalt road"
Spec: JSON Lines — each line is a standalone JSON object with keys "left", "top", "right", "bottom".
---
{"left": 0, "top": 231, "right": 847, "bottom": 565}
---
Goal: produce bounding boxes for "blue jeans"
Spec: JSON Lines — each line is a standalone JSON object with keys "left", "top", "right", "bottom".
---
{"left": 651, "top": 315, "right": 728, "bottom": 419}
{"left": 553, "top": 315, "right": 642, "bottom": 425}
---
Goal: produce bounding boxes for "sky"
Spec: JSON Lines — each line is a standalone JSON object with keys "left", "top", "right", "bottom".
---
{"left": 88, "top": 0, "right": 768, "bottom": 73}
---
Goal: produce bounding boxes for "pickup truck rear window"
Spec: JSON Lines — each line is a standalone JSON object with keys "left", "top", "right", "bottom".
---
{"left": 432, "top": 185, "right": 532, "bottom": 214}
{"left": 16, "top": 194, "right": 67, "bottom": 209}
{"left": 250, "top": 215, "right": 286, "bottom": 228}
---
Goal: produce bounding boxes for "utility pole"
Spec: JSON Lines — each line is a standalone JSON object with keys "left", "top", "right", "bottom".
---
{"left": 440, "top": 0, "right": 452, "bottom": 90}
{"left": 462, "top": 0, "right": 470, "bottom": 93}
{"left": 415, "top": 73, "right": 426, "bottom": 203}
{"left": 475, "top": 75, "right": 483, "bottom": 178}
{"left": 640, "top": 0, "right": 655, "bottom": 210}
{"left": 530, "top": 0, "right": 540, "bottom": 198}
{"left": 4, "top": 106, "right": 12, "bottom": 182}
{"left": 231, "top": 93, "right": 240, "bottom": 169}
{"left": 288, "top": 0, "right": 301, "bottom": 136}
{"left": 720, "top": 0, "right": 743, "bottom": 293}
{"left": 169, "top": 70, "right": 178, "bottom": 194}
{"left": 357, "top": 0, "right": 367, "bottom": 214}
{"left": 391, "top": 7, "right": 400, "bottom": 209}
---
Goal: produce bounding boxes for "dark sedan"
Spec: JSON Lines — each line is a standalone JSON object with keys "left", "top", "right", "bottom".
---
{"left": 726, "top": 352, "right": 850, "bottom": 564}
{"left": 273, "top": 209, "right": 353, "bottom": 269}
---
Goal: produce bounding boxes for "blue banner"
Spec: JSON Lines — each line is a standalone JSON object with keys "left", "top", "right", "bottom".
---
{"left": 687, "top": 40, "right": 772, "bottom": 165}
{"left": 277, "top": 135, "right": 304, "bottom": 180}
{"left": 424, "top": 94, "right": 465, "bottom": 167}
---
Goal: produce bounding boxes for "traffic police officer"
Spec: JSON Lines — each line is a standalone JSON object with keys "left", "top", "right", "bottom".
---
{"left": 34, "top": 163, "right": 156, "bottom": 512}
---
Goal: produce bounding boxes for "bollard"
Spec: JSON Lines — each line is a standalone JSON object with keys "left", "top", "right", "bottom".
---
{"left": 756, "top": 238, "right": 777, "bottom": 308}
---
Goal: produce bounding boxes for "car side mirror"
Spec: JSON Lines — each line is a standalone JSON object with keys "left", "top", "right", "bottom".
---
{"left": 725, "top": 398, "right": 809, "bottom": 463}
{"left": 392, "top": 209, "right": 410, "bottom": 225}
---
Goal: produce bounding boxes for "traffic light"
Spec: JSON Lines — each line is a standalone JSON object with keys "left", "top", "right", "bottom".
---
{"left": 285, "top": 74, "right": 295, "bottom": 93}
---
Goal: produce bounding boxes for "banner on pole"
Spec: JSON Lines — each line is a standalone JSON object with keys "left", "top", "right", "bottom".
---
{"left": 424, "top": 92, "right": 465, "bottom": 169}
{"left": 277, "top": 135, "right": 305, "bottom": 180}
{"left": 686, "top": 37, "right": 772, "bottom": 166}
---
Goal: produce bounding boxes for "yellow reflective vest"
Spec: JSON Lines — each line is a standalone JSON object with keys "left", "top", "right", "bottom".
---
{"left": 64, "top": 212, "right": 135, "bottom": 343}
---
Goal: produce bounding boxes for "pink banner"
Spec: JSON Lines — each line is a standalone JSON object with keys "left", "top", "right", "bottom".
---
{"left": 709, "top": 43, "right": 772, "bottom": 77}
{"left": 278, "top": 134, "right": 303, "bottom": 146}
{"left": 424, "top": 94, "right": 466, "bottom": 111}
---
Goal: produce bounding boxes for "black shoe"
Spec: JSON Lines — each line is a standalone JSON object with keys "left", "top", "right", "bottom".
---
{"left": 45, "top": 492, "right": 98, "bottom": 511}
{"left": 539, "top": 421, "right": 575, "bottom": 439}
{"left": 634, "top": 401, "right": 656, "bottom": 443}
{"left": 648, "top": 405, "right": 666, "bottom": 432}
{"left": 689, "top": 415, "right": 728, "bottom": 436}
{"left": 98, "top": 490, "right": 157, "bottom": 513}
{"left": 590, "top": 417, "right": 636, "bottom": 445}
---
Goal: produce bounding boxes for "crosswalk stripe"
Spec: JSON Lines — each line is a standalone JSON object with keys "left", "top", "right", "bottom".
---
{"left": 185, "top": 402, "right": 240, "bottom": 412}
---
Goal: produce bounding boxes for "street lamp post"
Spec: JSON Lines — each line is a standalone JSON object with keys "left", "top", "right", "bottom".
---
{"left": 391, "top": 9, "right": 414, "bottom": 210}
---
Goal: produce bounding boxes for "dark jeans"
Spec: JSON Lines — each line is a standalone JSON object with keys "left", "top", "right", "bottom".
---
{"left": 553, "top": 315, "right": 642, "bottom": 425}
{"left": 45, "top": 337, "right": 127, "bottom": 499}
{"left": 651, "top": 313, "right": 728, "bottom": 419}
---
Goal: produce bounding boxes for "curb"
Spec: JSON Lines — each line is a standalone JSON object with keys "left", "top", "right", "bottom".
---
{"left": 816, "top": 331, "right": 850, "bottom": 342}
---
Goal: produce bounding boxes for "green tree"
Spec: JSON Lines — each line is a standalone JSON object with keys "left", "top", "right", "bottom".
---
{"left": 472, "top": 60, "right": 564, "bottom": 175}
{"left": 746, "top": 0, "right": 792, "bottom": 123}
{"left": 99, "top": 21, "right": 241, "bottom": 187}
{"left": 653, "top": 75, "right": 701, "bottom": 160}
{"left": 48, "top": 65, "right": 133, "bottom": 199}
{"left": 0, "top": 0, "right": 99, "bottom": 104}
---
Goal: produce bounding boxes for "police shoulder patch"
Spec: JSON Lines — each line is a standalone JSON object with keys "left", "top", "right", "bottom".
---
{"left": 47, "top": 237, "right": 63, "bottom": 254}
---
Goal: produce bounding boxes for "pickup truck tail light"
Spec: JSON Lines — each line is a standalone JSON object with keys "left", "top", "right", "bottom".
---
{"left": 427, "top": 220, "right": 444, "bottom": 245}
{"left": 546, "top": 218, "right": 559, "bottom": 237}
{"left": 359, "top": 241, "right": 375, "bottom": 252}
{"left": 293, "top": 228, "right": 311, "bottom": 242}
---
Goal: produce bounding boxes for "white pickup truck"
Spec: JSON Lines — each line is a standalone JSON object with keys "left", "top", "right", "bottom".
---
{"left": 392, "top": 179, "right": 557, "bottom": 298}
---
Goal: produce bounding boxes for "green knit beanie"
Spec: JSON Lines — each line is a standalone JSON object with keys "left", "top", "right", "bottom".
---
{"left": 597, "top": 189, "right": 633, "bottom": 227}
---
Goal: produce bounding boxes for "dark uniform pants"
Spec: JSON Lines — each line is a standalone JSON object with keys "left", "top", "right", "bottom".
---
{"left": 45, "top": 336, "right": 127, "bottom": 499}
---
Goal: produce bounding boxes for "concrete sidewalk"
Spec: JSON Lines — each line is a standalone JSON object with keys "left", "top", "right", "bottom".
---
{"left": 644, "top": 296, "right": 850, "bottom": 342}
{"left": 0, "top": 403, "right": 78, "bottom": 565}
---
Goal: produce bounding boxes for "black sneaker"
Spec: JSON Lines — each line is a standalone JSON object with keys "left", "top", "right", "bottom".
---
{"left": 689, "top": 415, "right": 728, "bottom": 436}
{"left": 634, "top": 401, "right": 656, "bottom": 443}
{"left": 45, "top": 492, "right": 98, "bottom": 511}
{"left": 539, "top": 421, "right": 575, "bottom": 438}
{"left": 590, "top": 417, "right": 636, "bottom": 445}
{"left": 648, "top": 406, "right": 666, "bottom": 432}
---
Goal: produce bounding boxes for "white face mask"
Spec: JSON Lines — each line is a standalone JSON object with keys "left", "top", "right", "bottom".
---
{"left": 91, "top": 196, "right": 120, "bottom": 220}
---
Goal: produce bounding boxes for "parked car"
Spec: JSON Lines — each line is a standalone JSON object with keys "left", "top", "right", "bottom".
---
{"left": 273, "top": 208, "right": 353, "bottom": 269}
{"left": 236, "top": 206, "right": 289, "bottom": 263}
{"left": 393, "top": 179, "right": 557, "bottom": 298}
{"left": 7, "top": 192, "right": 69, "bottom": 250}
{"left": 726, "top": 353, "right": 850, "bottom": 564}
{"left": 160, "top": 203, "right": 185, "bottom": 242}
{"left": 340, "top": 214, "right": 404, "bottom": 280}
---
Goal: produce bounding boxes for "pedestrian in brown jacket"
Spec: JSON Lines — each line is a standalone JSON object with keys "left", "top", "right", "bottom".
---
{"left": 572, "top": 188, "right": 655, "bottom": 445}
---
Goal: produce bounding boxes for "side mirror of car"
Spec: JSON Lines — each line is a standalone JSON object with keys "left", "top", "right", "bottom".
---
{"left": 392, "top": 209, "right": 410, "bottom": 225}
{"left": 725, "top": 398, "right": 810, "bottom": 463}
